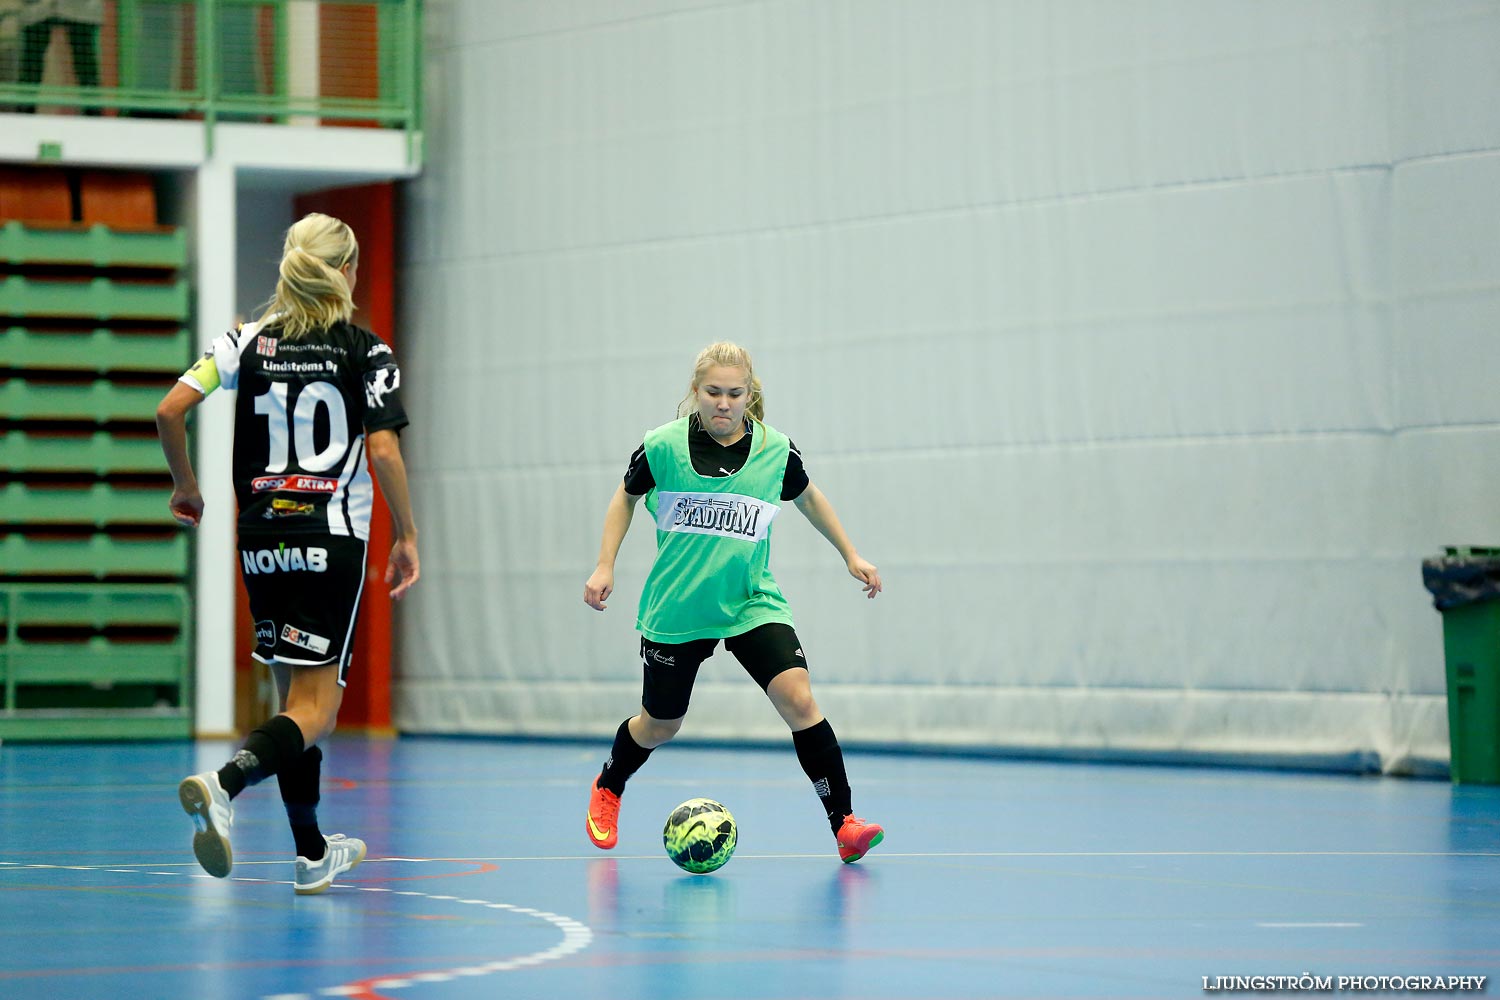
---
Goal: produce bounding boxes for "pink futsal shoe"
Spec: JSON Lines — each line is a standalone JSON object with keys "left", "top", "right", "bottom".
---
{"left": 587, "top": 774, "right": 621, "bottom": 850}
{"left": 836, "top": 814, "right": 884, "bottom": 863}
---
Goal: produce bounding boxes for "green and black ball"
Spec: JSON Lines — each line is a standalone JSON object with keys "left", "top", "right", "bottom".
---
{"left": 662, "top": 798, "right": 737, "bottom": 874}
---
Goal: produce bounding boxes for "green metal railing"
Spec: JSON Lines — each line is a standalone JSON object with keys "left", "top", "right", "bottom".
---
{"left": 0, "top": 0, "right": 422, "bottom": 164}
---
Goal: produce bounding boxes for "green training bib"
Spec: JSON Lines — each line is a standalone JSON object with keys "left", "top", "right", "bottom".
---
{"left": 637, "top": 417, "right": 795, "bottom": 642}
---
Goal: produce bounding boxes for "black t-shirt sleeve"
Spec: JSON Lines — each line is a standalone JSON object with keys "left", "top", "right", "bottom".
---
{"left": 623, "top": 443, "right": 655, "bottom": 495}
{"left": 781, "top": 439, "right": 809, "bottom": 501}
{"left": 360, "top": 332, "right": 408, "bottom": 435}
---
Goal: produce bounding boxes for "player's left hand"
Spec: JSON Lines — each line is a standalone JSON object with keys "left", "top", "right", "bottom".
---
{"left": 847, "top": 556, "right": 882, "bottom": 599}
{"left": 387, "top": 538, "right": 420, "bottom": 600}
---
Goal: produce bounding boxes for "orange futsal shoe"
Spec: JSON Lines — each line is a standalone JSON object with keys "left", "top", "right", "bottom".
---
{"left": 587, "top": 775, "right": 621, "bottom": 850}
{"left": 836, "top": 814, "right": 884, "bottom": 864}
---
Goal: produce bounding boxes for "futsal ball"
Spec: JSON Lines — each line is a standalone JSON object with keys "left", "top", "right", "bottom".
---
{"left": 662, "top": 797, "right": 737, "bottom": 874}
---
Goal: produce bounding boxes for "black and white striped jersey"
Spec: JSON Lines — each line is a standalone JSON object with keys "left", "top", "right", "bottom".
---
{"left": 182, "top": 317, "right": 408, "bottom": 541}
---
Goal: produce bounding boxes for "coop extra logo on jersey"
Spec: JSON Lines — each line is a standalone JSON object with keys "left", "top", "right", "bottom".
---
{"left": 256, "top": 335, "right": 277, "bottom": 356}
{"left": 240, "top": 545, "right": 329, "bottom": 575}
{"left": 653, "top": 491, "right": 779, "bottom": 542}
{"left": 280, "top": 624, "right": 330, "bottom": 656}
{"left": 251, "top": 474, "right": 339, "bottom": 494}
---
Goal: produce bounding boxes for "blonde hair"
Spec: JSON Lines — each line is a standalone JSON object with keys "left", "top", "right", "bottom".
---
{"left": 677, "top": 341, "right": 765, "bottom": 423}
{"left": 257, "top": 213, "right": 359, "bottom": 340}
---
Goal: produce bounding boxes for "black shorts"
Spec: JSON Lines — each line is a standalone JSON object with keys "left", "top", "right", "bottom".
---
{"left": 237, "top": 534, "right": 366, "bottom": 682}
{"left": 640, "top": 622, "right": 808, "bottom": 720}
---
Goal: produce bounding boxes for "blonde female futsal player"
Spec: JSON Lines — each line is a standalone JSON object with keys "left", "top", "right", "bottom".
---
{"left": 582, "top": 342, "right": 885, "bottom": 863}
{"left": 156, "top": 213, "right": 419, "bottom": 894}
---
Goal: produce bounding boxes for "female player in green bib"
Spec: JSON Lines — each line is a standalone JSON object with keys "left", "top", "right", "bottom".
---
{"left": 582, "top": 342, "right": 885, "bottom": 863}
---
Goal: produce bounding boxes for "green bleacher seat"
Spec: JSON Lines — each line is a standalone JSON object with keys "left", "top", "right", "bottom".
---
{"left": 0, "top": 276, "right": 189, "bottom": 321}
{"left": 7, "top": 583, "right": 188, "bottom": 627}
{"left": 0, "top": 326, "right": 191, "bottom": 372}
{"left": 0, "top": 379, "right": 164, "bottom": 423}
{"left": 0, "top": 483, "right": 174, "bottom": 526}
{"left": 0, "top": 431, "right": 163, "bottom": 474}
{"left": 0, "top": 533, "right": 188, "bottom": 577}
{"left": 0, "top": 584, "right": 191, "bottom": 738}
{"left": 0, "top": 222, "right": 187, "bottom": 269}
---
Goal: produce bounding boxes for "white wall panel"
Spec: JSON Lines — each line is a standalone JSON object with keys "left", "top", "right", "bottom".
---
{"left": 398, "top": 0, "right": 1500, "bottom": 773}
{"left": 1394, "top": 1, "right": 1500, "bottom": 160}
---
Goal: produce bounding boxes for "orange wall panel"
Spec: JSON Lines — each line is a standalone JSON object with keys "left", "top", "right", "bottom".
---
{"left": 294, "top": 182, "right": 398, "bottom": 732}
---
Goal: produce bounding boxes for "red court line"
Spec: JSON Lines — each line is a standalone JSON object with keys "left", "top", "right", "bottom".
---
{"left": 0, "top": 859, "right": 500, "bottom": 889}
{"left": 0, "top": 883, "right": 217, "bottom": 892}
{"left": 0, "top": 953, "right": 512, "bottom": 982}
{"left": 0, "top": 851, "right": 286, "bottom": 858}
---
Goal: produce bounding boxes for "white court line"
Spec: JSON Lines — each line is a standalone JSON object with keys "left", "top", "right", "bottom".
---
{"left": 0, "top": 859, "right": 593, "bottom": 999}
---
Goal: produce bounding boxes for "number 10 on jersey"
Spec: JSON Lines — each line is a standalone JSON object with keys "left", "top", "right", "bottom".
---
{"left": 253, "top": 382, "right": 350, "bottom": 473}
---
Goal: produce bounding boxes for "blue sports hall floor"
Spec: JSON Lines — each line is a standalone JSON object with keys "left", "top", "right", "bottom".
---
{"left": 1, "top": 735, "right": 1498, "bottom": 1000}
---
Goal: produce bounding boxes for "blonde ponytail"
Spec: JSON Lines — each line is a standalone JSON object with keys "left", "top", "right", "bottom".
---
{"left": 256, "top": 213, "right": 359, "bottom": 340}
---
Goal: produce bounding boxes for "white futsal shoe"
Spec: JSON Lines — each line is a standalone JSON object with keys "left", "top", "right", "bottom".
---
{"left": 294, "top": 833, "right": 367, "bottom": 895}
{"left": 178, "top": 771, "right": 234, "bottom": 877}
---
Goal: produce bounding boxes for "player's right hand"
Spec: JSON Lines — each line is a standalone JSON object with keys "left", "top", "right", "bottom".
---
{"left": 584, "top": 567, "right": 614, "bottom": 611}
{"left": 168, "top": 489, "right": 204, "bottom": 527}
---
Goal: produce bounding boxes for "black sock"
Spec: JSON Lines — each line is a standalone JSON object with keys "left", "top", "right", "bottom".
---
{"left": 793, "top": 718, "right": 852, "bottom": 834}
{"left": 598, "top": 718, "right": 654, "bottom": 795}
{"left": 217, "top": 714, "right": 306, "bottom": 799}
{"left": 278, "top": 745, "right": 326, "bottom": 861}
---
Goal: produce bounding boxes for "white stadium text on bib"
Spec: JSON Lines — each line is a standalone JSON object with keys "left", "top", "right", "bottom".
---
{"left": 653, "top": 491, "right": 780, "bottom": 542}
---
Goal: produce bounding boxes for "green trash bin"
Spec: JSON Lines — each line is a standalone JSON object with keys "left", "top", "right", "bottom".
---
{"left": 1423, "top": 546, "right": 1500, "bottom": 784}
